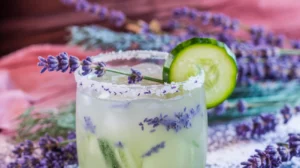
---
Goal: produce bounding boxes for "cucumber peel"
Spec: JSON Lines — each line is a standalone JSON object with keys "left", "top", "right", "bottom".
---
{"left": 163, "top": 38, "right": 238, "bottom": 108}
{"left": 98, "top": 139, "right": 122, "bottom": 168}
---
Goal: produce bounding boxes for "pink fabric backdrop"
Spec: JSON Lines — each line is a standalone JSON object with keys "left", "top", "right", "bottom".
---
{"left": 1, "top": 0, "right": 300, "bottom": 135}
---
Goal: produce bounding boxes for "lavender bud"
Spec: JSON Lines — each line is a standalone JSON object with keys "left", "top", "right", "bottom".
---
{"left": 280, "top": 105, "right": 292, "bottom": 124}
{"left": 128, "top": 68, "right": 143, "bottom": 84}
{"left": 236, "top": 99, "right": 247, "bottom": 113}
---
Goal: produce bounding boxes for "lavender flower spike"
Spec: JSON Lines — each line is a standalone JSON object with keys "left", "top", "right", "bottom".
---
{"left": 38, "top": 52, "right": 80, "bottom": 74}
{"left": 57, "top": 52, "right": 69, "bottom": 72}
{"left": 128, "top": 68, "right": 143, "bottom": 84}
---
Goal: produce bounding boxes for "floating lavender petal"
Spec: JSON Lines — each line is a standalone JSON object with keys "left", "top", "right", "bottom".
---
{"left": 236, "top": 99, "right": 247, "bottom": 113}
{"left": 84, "top": 116, "right": 96, "bottom": 134}
{"left": 142, "top": 141, "right": 165, "bottom": 157}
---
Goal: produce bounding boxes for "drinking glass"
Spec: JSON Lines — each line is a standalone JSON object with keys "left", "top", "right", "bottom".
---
{"left": 75, "top": 50, "right": 207, "bottom": 168}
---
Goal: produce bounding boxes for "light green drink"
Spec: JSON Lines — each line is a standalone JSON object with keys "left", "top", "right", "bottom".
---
{"left": 75, "top": 51, "right": 207, "bottom": 168}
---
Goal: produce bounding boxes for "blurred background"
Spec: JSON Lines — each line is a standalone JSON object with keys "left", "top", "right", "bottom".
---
{"left": 1, "top": 0, "right": 300, "bottom": 56}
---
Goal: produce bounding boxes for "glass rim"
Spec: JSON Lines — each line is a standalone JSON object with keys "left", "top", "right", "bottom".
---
{"left": 74, "top": 50, "right": 205, "bottom": 98}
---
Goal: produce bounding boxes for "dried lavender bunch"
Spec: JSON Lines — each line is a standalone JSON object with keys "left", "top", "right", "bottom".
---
{"left": 61, "top": 0, "right": 126, "bottom": 27}
{"left": 236, "top": 104, "right": 299, "bottom": 139}
{"left": 7, "top": 132, "right": 77, "bottom": 168}
{"left": 37, "top": 52, "right": 163, "bottom": 84}
{"left": 241, "top": 133, "right": 300, "bottom": 168}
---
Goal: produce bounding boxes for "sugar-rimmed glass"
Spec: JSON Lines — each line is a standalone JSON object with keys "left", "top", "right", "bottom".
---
{"left": 75, "top": 50, "right": 207, "bottom": 168}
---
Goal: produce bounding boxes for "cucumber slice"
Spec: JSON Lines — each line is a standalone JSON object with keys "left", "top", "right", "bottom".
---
{"left": 163, "top": 38, "right": 238, "bottom": 108}
{"left": 115, "top": 147, "right": 138, "bottom": 168}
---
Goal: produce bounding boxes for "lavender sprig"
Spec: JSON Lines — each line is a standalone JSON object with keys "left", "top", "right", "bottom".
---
{"left": 37, "top": 52, "right": 164, "bottom": 84}
{"left": 241, "top": 133, "right": 300, "bottom": 168}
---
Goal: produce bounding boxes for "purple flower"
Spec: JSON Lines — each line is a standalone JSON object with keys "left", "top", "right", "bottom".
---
{"left": 235, "top": 123, "right": 252, "bottom": 139}
{"left": 67, "top": 131, "right": 76, "bottom": 140}
{"left": 60, "top": 0, "right": 75, "bottom": 5}
{"left": 242, "top": 134, "right": 300, "bottom": 167}
{"left": 251, "top": 117, "right": 265, "bottom": 137}
{"left": 8, "top": 133, "right": 78, "bottom": 167}
{"left": 214, "top": 101, "right": 227, "bottom": 115}
{"left": 236, "top": 99, "right": 247, "bottom": 113}
{"left": 95, "top": 62, "right": 106, "bottom": 77}
{"left": 38, "top": 52, "right": 81, "bottom": 74}
{"left": 230, "top": 19, "right": 239, "bottom": 30}
{"left": 37, "top": 55, "right": 57, "bottom": 73}
{"left": 200, "top": 12, "right": 212, "bottom": 25}
{"left": 295, "top": 106, "right": 300, "bottom": 113}
{"left": 260, "top": 114, "right": 278, "bottom": 132}
{"left": 81, "top": 57, "right": 93, "bottom": 76}
{"left": 277, "top": 145, "right": 291, "bottom": 161}
{"left": 75, "top": 0, "right": 90, "bottom": 12}
{"left": 188, "top": 9, "right": 198, "bottom": 20}
{"left": 292, "top": 40, "right": 300, "bottom": 49}
{"left": 280, "top": 105, "right": 292, "bottom": 124}
{"left": 115, "top": 141, "right": 124, "bottom": 148}
{"left": 12, "top": 143, "right": 24, "bottom": 158}
{"left": 287, "top": 133, "right": 300, "bottom": 157}
{"left": 56, "top": 52, "right": 69, "bottom": 72}
{"left": 212, "top": 14, "right": 222, "bottom": 26}
{"left": 110, "top": 10, "right": 126, "bottom": 27}
{"left": 173, "top": 7, "right": 183, "bottom": 17}
{"left": 139, "top": 122, "right": 144, "bottom": 131}
{"left": 23, "top": 140, "right": 34, "bottom": 156}
{"left": 69, "top": 56, "right": 80, "bottom": 73}
{"left": 84, "top": 116, "right": 96, "bottom": 134}
{"left": 142, "top": 105, "right": 200, "bottom": 133}
{"left": 142, "top": 141, "right": 165, "bottom": 157}
{"left": 98, "top": 7, "right": 109, "bottom": 20}
{"left": 274, "top": 35, "right": 285, "bottom": 47}
{"left": 128, "top": 68, "right": 143, "bottom": 84}
{"left": 139, "top": 21, "right": 150, "bottom": 32}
